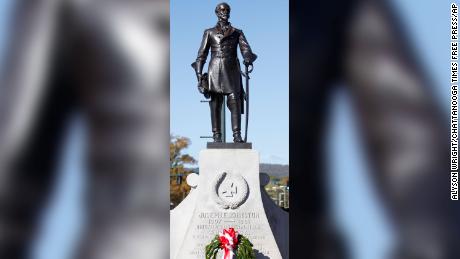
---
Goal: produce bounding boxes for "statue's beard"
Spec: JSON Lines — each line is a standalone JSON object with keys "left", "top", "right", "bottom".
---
{"left": 217, "top": 14, "right": 229, "bottom": 23}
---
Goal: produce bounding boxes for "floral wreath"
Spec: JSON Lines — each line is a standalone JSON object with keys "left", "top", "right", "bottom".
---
{"left": 205, "top": 228, "right": 255, "bottom": 259}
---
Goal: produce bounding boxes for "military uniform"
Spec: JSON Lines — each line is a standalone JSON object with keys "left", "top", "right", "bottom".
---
{"left": 193, "top": 22, "right": 257, "bottom": 142}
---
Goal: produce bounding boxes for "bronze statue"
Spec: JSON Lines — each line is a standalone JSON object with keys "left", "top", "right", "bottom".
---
{"left": 192, "top": 2, "right": 257, "bottom": 143}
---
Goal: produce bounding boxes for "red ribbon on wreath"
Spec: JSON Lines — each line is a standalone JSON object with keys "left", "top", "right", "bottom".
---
{"left": 219, "top": 228, "right": 239, "bottom": 259}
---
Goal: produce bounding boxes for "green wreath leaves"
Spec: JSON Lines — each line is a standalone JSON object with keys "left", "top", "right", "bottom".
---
{"left": 235, "top": 235, "right": 255, "bottom": 259}
{"left": 205, "top": 233, "right": 255, "bottom": 259}
{"left": 205, "top": 235, "right": 221, "bottom": 259}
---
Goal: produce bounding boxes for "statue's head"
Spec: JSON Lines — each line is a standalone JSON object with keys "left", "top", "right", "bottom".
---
{"left": 215, "top": 2, "right": 231, "bottom": 22}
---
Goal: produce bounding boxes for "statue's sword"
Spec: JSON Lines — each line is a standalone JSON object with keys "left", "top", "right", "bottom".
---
{"left": 243, "top": 64, "right": 253, "bottom": 143}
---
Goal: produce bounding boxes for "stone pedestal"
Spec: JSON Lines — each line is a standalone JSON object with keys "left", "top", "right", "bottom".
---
{"left": 171, "top": 149, "right": 288, "bottom": 259}
{"left": 207, "top": 142, "right": 252, "bottom": 149}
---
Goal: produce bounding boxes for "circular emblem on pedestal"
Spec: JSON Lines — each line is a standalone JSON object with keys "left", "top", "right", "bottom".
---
{"left": 211, "top": 172, "right": 249, "bottom": 209}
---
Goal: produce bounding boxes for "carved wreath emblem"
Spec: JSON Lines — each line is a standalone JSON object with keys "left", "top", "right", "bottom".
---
{"left": 211, "top": 172, "right": 249, "bottom": 209}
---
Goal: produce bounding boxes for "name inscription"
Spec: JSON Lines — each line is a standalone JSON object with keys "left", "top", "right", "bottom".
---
{"left": 187, "top": 211, "right": 272, "bottom": 258}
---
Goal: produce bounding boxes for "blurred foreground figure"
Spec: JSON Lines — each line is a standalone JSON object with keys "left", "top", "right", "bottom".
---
{"left": 291, "top": 0, "right": 458, "bottom": 259}
{"left": 0, "top": 0, "right": 169, "bottom": 259}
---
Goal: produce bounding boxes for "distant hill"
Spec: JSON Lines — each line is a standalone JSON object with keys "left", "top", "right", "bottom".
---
{"left": 260, "top": 163, "right": 289, "bottom": 177}
{"left": 187, "top": 163, "right": 289, "bottom": 177}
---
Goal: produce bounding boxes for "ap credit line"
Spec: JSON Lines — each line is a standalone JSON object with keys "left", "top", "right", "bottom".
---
{"left": 451, "top": 2, "right": 458, "bottom": 200}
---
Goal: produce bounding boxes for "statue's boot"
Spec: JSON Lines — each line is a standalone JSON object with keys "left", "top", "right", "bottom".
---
{"left": 213, "top": 132, "right": 223, "bottom": 142}
{"left": 209, "top": 93, "right": 224, "bottom": 142}
{"left": 232, "top": 131, "right": 244, "bottom": 143}
{"left": 227, "top": 93, "right": 243, "bottom": 143}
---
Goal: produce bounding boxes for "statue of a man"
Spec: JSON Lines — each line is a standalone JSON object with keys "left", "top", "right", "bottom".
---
{"left": 192, "top": 2, "right": 257, "bottom": 143}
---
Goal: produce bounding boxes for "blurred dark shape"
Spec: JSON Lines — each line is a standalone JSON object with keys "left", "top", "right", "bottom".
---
{"left": 290, "top": 0, "right": 457, "bottom": 259}
{"left": 0, "top": 1, "right": 170, "bottom": 259}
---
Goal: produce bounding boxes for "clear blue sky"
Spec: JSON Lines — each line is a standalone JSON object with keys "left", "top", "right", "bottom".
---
{"left": 0, "top": 1, "right": 451, "bottom": 259}
{"left": 170, "top": 0, "right": 289, "bottom": 164}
